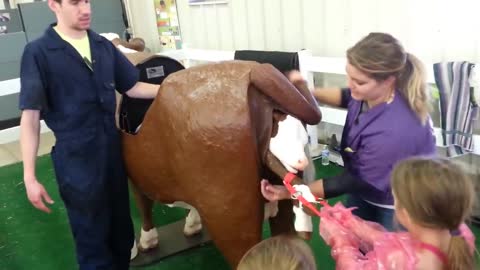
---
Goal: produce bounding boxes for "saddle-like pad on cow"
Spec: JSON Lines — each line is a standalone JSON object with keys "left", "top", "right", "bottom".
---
{"left": 129, "top": 220, "right": 212, "bottom": 267}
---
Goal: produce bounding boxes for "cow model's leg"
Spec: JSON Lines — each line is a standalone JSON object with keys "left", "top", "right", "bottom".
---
{"left": 130, "top": 184, "right": 159, "bottom": 251}
{"left": 269, "top": 199, "right": 296, "bottom": 236}
{"left": 184, "top": 207, "right": 202, "bottom": 236}
{"left": 191, "top": 178, "right": 263, "bottom": 267}
{"left": 264, "top": 201, "right": 278, "bottom": 220}
{"left": 263, "top": 151, "right": 301, "bottom": 237}
{"left": 195, "top": 202, "right": 263, "bottom": 267}
{"left": 167, "top": 201, "right": 203, "bottom": 236}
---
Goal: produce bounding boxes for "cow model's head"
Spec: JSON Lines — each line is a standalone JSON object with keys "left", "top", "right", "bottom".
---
{"left": 269, "top": 115, "right": 309, "bottom": 173}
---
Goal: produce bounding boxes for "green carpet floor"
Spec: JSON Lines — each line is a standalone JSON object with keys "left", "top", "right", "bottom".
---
{"left": 0, "top": 156, "right": 479, "bottom": 269}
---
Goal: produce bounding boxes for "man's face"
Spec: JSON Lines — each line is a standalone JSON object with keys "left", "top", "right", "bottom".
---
{"left": 49, "top": 0, "right": 91, "bottom": 31}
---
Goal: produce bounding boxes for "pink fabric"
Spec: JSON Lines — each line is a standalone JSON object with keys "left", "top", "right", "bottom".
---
{"left": 319, "top": 202, "right": 476, "bottom": 270}
{"left": 458, "top": 223, "right": 476, "bottom": 253}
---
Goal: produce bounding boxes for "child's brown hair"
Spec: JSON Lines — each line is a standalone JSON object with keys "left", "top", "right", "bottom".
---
{"left": 391, "top": 157, "right": 476, "bottom": 270}
{"left": 237, "top": 235, "right": 316, "bottom": 270}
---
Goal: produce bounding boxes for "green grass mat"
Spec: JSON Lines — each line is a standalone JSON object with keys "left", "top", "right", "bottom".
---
{"left": 0, "top": 156, "right": 478, "bottom": 269}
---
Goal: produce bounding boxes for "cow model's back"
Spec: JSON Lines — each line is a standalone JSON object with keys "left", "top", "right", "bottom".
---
{"left": 122, "top": 60, "right": 321, "bottom": 267}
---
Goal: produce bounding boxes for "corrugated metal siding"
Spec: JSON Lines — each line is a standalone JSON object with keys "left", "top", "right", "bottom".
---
{"left": 12, "top": 0, "right": 479, "bottom": 64}
{"left": 5, "top": 0, "right": 480, "bottom": 63}
{"left": 173, "top": 0, "right": 480, "bottom": 63}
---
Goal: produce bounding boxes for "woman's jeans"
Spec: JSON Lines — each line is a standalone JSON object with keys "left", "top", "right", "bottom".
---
{"left": 345, "top": 194, "right": 397, "bottom": 231}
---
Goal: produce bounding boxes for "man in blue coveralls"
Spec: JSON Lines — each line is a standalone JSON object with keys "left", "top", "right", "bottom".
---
{"left": 19, "top": 0, "right": 159, "bottom": 269}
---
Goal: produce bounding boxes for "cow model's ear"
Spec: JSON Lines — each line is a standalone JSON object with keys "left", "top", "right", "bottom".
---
{"left": 250, "top": 64, "right": 321, "bottom": 125}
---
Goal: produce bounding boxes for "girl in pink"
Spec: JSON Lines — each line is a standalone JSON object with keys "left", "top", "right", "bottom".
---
{"left": 319, "top": 157, "right": 476, "bottom": 270}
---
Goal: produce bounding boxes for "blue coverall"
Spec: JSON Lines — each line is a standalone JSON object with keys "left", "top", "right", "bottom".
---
{"left": 19, "top": 24, "right": 138, "bottom": 270}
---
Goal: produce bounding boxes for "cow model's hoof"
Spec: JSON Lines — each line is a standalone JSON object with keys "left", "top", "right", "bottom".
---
{"left": 293, "top": 205, "right": 313, "bottom": 233}
{"left": 183, "top": 208, "right": 202, "bottom": 236}
{"left": 130, "top": 240, "right": 138, "bottom": 260}
{"left": 296, "top": 231, "right": 312, "bottom": 240}
{"left": 138, "top": 228, "right": 159, "bottom": 251}
{"left": 183, "top": 223, "right": 202, "bottom": 237}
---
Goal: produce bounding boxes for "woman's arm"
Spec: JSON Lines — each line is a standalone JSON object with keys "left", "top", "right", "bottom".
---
{"left": 260, "top": 171, "right": 373, "bottom": 201}
{"left": 306, "top": 171, "right": 374, "bottom": 199}
{"left": 287, "top": 71, "right": 345, "bottom": 107}
{"left": 312, "top": 87, "right": 343, "bottom": 107}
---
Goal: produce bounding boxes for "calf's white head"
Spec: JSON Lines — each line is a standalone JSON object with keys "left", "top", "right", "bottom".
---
{"left": 269, "top": 115, "right": 309, "bottom": 173}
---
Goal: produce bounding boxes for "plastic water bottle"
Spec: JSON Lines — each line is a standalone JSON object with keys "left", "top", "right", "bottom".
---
{"left": 321, "top": 145, "right": 330, "bottom": 166}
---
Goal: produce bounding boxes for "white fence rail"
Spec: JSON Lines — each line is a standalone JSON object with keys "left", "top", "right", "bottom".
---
{"left": 2, "top": 48, "right": 478, "bottom": 153}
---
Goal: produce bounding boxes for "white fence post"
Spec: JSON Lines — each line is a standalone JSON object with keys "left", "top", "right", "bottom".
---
{"left": 298, "top": 49, "right": 319, "bottom": 155}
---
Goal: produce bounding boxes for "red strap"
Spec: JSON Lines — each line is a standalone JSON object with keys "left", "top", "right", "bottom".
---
{"left": 283, "top": 172, "right": 325, "bottom": 217}
{"left": 419, "top": 242, "right": 448, "bottom": 265}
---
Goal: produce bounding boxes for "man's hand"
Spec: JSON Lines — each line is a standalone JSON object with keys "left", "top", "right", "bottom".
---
{"left": 260, "top": 179, "right": 290, "bottom": 201}
{"left": 20, "top": 110, "right": 53, "bottom": 213}
{"left": 25, "top": 178, "right": 54, "bottom": 213}
{"left": 126, "top": 82, "right": 159, "bottom": 99}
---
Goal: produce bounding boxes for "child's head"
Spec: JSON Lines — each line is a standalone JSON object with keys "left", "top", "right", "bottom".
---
{"left": 391, "top": 157, "right": 473, "bottom": 229}
{"left": 391, "top": 156, "right": 475, "bottom": 269}
{"left": 237, "top": 235, "right": 317, "bottom": 270}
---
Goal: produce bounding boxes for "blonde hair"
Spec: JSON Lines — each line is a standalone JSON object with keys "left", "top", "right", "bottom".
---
{"left": 391, "top": 157, "right": 476, "bottom": 270}
{"left": 347, "top": 32, "right": 430, "bottom": 125}
{"left": 237, "top": 235, "right": 317, "bottom": 270}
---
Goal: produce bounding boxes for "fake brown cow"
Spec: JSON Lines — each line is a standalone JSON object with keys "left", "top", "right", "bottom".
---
{"left": 100, "top": 33, "right": 146, "bottom": 52}
{"left": 121, "top": 60, "right": 321, "bottom": 267}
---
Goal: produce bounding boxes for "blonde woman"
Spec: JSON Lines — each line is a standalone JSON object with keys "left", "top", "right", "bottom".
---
{"left": 261, "top": 33, "right": 436, "bottom": 230}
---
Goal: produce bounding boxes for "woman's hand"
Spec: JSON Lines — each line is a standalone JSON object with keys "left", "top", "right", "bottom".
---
{"left": 287, "top": 70, "right": 305, "bottom": 84}
{"left": 260, "top": 179, "right": 290, "bottom": 201}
